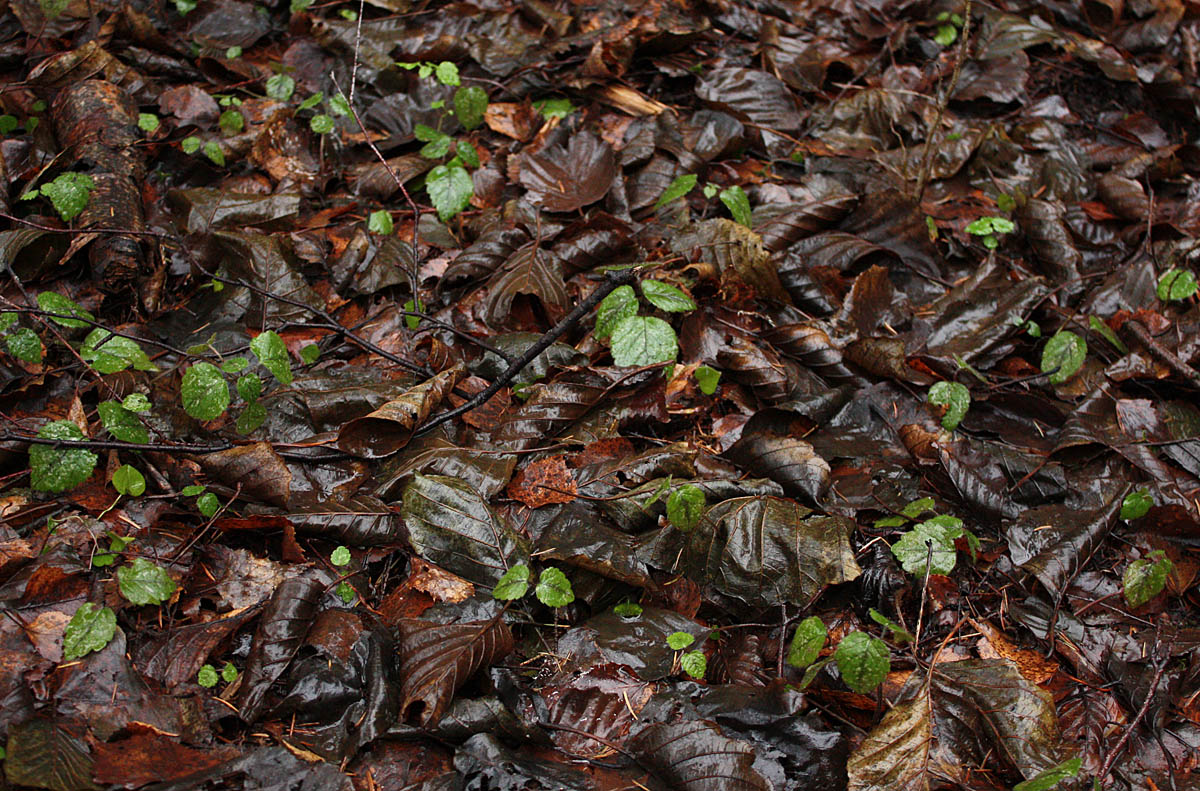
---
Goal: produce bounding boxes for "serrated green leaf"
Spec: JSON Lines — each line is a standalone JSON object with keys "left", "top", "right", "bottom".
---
{"left": 6, "top": 327, "right": 41, "bottom": 363}
{"left": 235, "top": 402, "right": 266, "bottom": 435}
{"left": 221, "top": 662, "right": 238, "bottom": 682}
{"left": 63, "top": 603, "right": 116, "bottom": 661}
{"left": 122, "top": 393, "right": 151, "bottom": 412}
{"left": 236, "top": 372, "right": 263, "bottom": 402}
{"left": 493, "top": 563, "right": 531, "bottom": 600}
{"left": 40, "top": 172, "right": 94, "bottom": 221}
{"left": 336, "top": 581, "right": 356, "bottom": 604}
{"left": 1156, "top": 268, "right": 1198, "bottom": 301}
{"left": 331, "top": 545, "right": 351, "bottom": 566}
{"left": 219, "top": 109, "right": 244, "bottom": 135}
{"left": 901, "top": 497, "right": 936, "bottom": 518}
{"left": 0, "top": 312, "right": 16, "bottom": 331}
{"left": 1041, "top": 330, "right": 1086, "bottom": 384}
{"left": 197, "top": 664, "right": 218, "bottom": 687}
{"left": 834, "top": 631, "right": 889, "bottom": 693}
{"left": 29, "top": 420, "right": 97, "bottom": 493}
{"left": 890, "top": 515, "right": 966, "bottom": 576}
{"left": 454, "top": 85, "right": 488, "bottom": 130}
{"left": 97, "top": 401, "right": 149, "bottom": 444}
{"left": 181, "top": 362, "right": 230, "bottom": 422}
{"left": 435, "top": 61, "right": 460, "bottom": 86}
{"left": 329, "top": 92, "right": 351, "bottom": 117}
{"left": 680, "top": 650, "right": 706, "bottom": 679}
{"left": 457, "top": 140, "right": 480, "bottom": 169}
{"left": 594, "top": 285, "right": 637, "bottom": 340}
{"left": 426, "top": 164, "right": 473, "bottom": 221}
{"left": 667, "top": 631, "right": 696, "bottom": 650}
{"left": 250, "top": 330, "right": 293, "bottom": 385}
{"left": 654, "top": 173, "right": 698, "bottom": 210}
{"left": 695, "top": 365, "right": 720, "bottom": 395}
{"left": 610, "top": 315, "right": 678, "bottom": 366}
{"left": 666, "top": 485, "right": 705, "bottom": 531}
{"left": 965, "top": 216, "right": 1014, "bottom": 235}
{"left": 80, "top": 328, "right": 156, "bottom": 374}
{"left": 1012, "top": 757, "right": 1082, "bottom": 791}
{"left": 266, "top": 74, "right": 295, "bottom": 101}
{"left": 137, "top": 113, "right": 159, "bottom": 132}
{"left": 641, "top": 280, "right": 696, "bottom": 313}
{"left": 197, "top": 492, "right": 220, "bottom": 517}
{"left": 310, "top": 114, "right": 334, "bottom": 134}
{"left": 1121, "top": 488, "right": 1153, "bottom": 520}
{"left": 117, "top": 557, "right": 175, "bottom": 605}
{"left": 37, "top": 291, "right": 94, "bottom": 328}
{"left": 367, "top": 209, "right": 393, "bottom": 235}
{"left": 181, "top": 136, "right": 201, "bottom": 154}
{"left": 927, "top": 381, "right": 970, "bottom": 431}
{"left": 536, "top": 567, "right": 574, "bottom": 608}
{"left": 418, "top": 129, "right": 453, "bottom": 159}
{"left": 1123, "top": 550, "right": 1173, "bottom": 608}
{"left": 111, "top": 465, "right": 145, "bottom": 496}
{"left": 719, "top": 185, "right": 752, "bottom": 227}
{"left": 787, "top": 616, "right": 827, "bottom": 669}
{"left": 614, "top": 602, "right": 642, "bottom": 617}
{"left": 219, "top": 357, "right": 247, "bottom": 375}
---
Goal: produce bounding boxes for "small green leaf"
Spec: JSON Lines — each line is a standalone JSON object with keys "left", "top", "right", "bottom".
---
{"left": 117, "top": 557, "right": 175, "bottom": 605}
{"left": 181, "top": 362, "right": 230, "bottom": 421}
{"left": 1121, "top": 488, "right": 1153, "bottom": 520}
{"left": 493, "top": 563, "right": 531, "bottom": 600}
{"left": 0, "top": 114, "right": 18, "bottom": 134}
{"left": 891, "top": 514, "right": 966, "bottom": 576}
{"left": 289, "top": 0, "right": 313, "bottom": 12}
{"left": 81, "top": 328, "right": 156, "bottom": 374}
{"left": 610, "top": 316, "right": 678, "bottom": 367}
{"left": 221, "top": 662, "right": 238, "bottom": 683}
{"left": 418, "top": 64, "right": 433, "bottom": 79}
{"left": 63, "top": 603, "right": 116, "bottom": 661}
{"left": 996, "top": 192, "right": 1016, "bottom": 212}
{"left": 266, "top": 74, "right": 295, "bottom": 101}
{"left": 219, "top": 357, "right": 248, "bottom": 375}
{"left": 19, "top": 188, "right": 39, "bottom": 200}
{"left": 1041, "top": 330, "right": 1087, "bottom": 385}
{"left": 367, "top": 209, "right": 394, "bottom": 235}
{"left": 331, "top": 546, "right": 352, "bottom": 566}
{"left": 415, "top": 124, "right": 453, "bottom": 158}
{"left": 927, "top": 381, "right": 970, "bottom": 431}
{"left": 426, "top": 164, "right": 473, "bottom": 221}
{"left": 718, "top": 185, "right": 752, "bottom": 227}
{"left": 834, "top": 631, "right": 889, "bottom": 694}
{"left": 1123, "top": 549, "right": 1173, "bottom": 608}
{"left": 236, "top": 402, "right": 267, "bottom": 435}
{"left": 181, "top": 136, "right": 202, "bottom": 154}
{"left": 1088, "top": 315, "right": 1128, "bottom": 354}
{"left": 197, "top": 665, "right": 219, "bottom": 688}
{"left": 694, "top": 365, "right": 721, "bottom": 395}
{"left": 594, "top": 285, "right": 638, "bottom": 340}
{"left": 787, "top": 616, "right": 827, "bottom": 669}
{"left": 137, "top": 113, "right": 160, "bottom": 132}
{"left": 336, "top": 581, "right": 356, "bottom": 604}
{"left": 196, "top": 492, "right": 220, "bottom": 517}
{"left": 6, "top": 327, "right": 42, "bottom": 363}
{"left": 111, "top": 465, "right": 145, "bottom": 497}
{"left": 874, "top": 515, "right": 908, "bottom": 528}
{"left": 403, "top": 298, "right": 423, "bottom": 330}
{"left": 533, "top": 97, "right": 575, "bottom": 119}
{"left": 219, "top": 109, "right": 244, "bottom": 135}
{"left": 613, "top": 602, "right": 642, "bottom": 617}
{"left": 454, "top": 85, "right": 489, "bottom": 131}
{"left": 182, "top": 485, "right": 205, "bottom": 496}
{"left": 641, "top": 280, "right": 696, "bottom": 313}
{"left": 236, "top": 372, "right": 263, "bottom": 402}
{"left": 300, "top": 344, "right": 320, "bottom": 365}
{"left": 435, "top": 61, "right": 460, "bottom": 86}
{"left": 702, "top": 183, "right": 719, "bottom": 198}
{"left": 535, "top": 567, "right": 575, "bottom": 608}
{"left": 37, "top": 291, "right": 94, "bottom": 328}
{"left": 1012, "top": 757, "right": 1082, "bottom": 791}
{"left": 933, "top": 24, "right": 957, "bottom": 46}
{"left": 329, "top": 92, "right": 351, "bottom": 118}
{"left": 202, "top": 141, "right": 225, "bottom": 166}
{"left": 901, "top": 498, "right": 936, "bottom": 518}
{"left": 869, "top": 608, "right": 914, "bottom": 643}
{"left": 1156, "top": 268, "right": 1198, "bottom": 301}
{"left": 680, "top": 650, "right": 706, "bottom": 679}
{"left": 298, "top": 92, "right": 324, "bottom": 110}
{"left": 965, "top": 216, "right": 1015, "bottom": 235}
{"left": 666, "top": 485, "right": 705, "bottom": 531}
{"left": 225, "top": 45, "right": 242, "bottom": 59}
{"left": 0, "top": 312, "right": 16, "bottom": 332}
{"left": 29, "top": 420, "right": 97, "bottom": 493}
{"left": 250, "top": 330, "right": 293, "bottom": 385}
{"left": 121, "top": 393, "right": 150, "bottom": 413}
{"left": 654, "top": 174, "right": 698, "bottom": 210}
{"left": 457, "top": 140, "right": 480, "bottom": 169}
{"left": 667, "top": 631, "right": 695, "bottom": 651}
{"left": 309, "top": 114, "right": 334, "bottom": 134}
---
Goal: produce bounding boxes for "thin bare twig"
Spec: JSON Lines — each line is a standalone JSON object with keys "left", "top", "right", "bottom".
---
{"left": 915, "top": 0, "right": 974, "bottom": 203}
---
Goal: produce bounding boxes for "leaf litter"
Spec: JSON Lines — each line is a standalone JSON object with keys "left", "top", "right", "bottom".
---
{"left": 1, "top": 1, "right": 1199, "bottom": 790}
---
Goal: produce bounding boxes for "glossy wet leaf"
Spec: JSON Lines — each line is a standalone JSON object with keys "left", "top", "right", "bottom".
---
{"left": 453, "top": 85, "right": 488, "bottom": 130}
{"left": 518, "top": 131, "right": 615, "bottom": 212}
{"left": 680, "top": 650, "right": 706, "bottom": 679}
{"left": 928, "top": 381, "right": 970, "bottom": 431}
{"left": 37, "top": 291, "right": 94, "bottom": 328}
{"left": 4, "top": 719, "right": 99, "bottom": 791}
{"left": 235, "top": 574, "right": 323, "bottom": 722}
{"left": 654, "top": 173, "right": 697, "bottom": 209}
{"left": 30, "top": 420, "right": 97, "bottom": 493}
{"left": 641, "top": 279, "right": 696, "bottom": 313}
{"left": 1123, "top": 550, "right": 1173, "bottom": 608}
{"left": 181, "top": 362, "right": 230, "bottom": 421}
{"left": 610, "top": 316, "right": 678, "bottom": 366}
{"left": 426, "top": 163, "right": 473, "bottom": 221}
{"left": 631, "top": 720, "right": 770, "bottom": 791}
{"left": 891, "top": 515, "right": 970, "bottom": 576}
{"left": 1040, "top": 331, "right": 1086, "bottom": 384}
{"left": 7, "top": 327, "right": 41, "bottom": 363}
{"left": 834, "top": 631, "right": 889, "bottom": 693}
{"left": 1156, "top": 268, "right": 1198, "bottom": 301}
{"left": 395, "top": 617, "right": 514, "bottom": 725}
{"left": 111, "top": 464, "right": 145, "bottom": 496}
{"left": 719, "top": 185, "right": 752, "bottom": 227}
{"left": 666, "top": 484, "right": 705, "bottom": 531}
{"left": 787, "top": 616, "right": 827, "bottom": 669}
{"left": 492, "top": 563, "right": 530, "bottom": 600}
{"left": 63, "top": 603, "right": 117, "bottom": 661}
{"left": 40, "top": 171, "right": 95, "bottom": 221}
{"left": 667, "top": 631, "right": 696, "bottom": 650}
{"left": 535, "top": 567, "right": 574, "bottom": 607}
{"left": 594, "top": 284, "right": 637, "bottom": 340}
{"left": 118, "top": 557, "right": 176, "bottom": 605}
{"left": 1120, "top": 488, "right": 1153, "bottom": 520}
{"left": 1013, "top": 757, "right": 1082, "bottom": 791}
{"left": 80, "top": 329, "right": 156, "bottom": 374}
